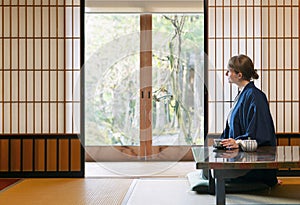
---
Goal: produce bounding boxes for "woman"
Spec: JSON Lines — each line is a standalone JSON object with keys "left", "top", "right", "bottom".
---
{"left": 220, "top": 54, "right": 278, "bottom": 187}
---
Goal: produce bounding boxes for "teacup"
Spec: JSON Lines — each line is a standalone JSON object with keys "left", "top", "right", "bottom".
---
{"left": 240, "top": 140, "right": 257, "bottom": 152}
{"left": 213, "top": 139, "right": 223, "bottom": 147}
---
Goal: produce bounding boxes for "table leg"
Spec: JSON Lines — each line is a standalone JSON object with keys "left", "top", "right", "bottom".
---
{"left": 215, "top": 176, "right": 225, "bottom": 205}
{"left": 212, "top": 169, "right": 249, "bottom": 205}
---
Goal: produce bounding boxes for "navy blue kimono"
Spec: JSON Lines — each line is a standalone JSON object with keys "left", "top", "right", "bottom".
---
{"left": 220, "top": 82, "right": 278, "bottom": 186}
{"left": 220, "top": 82, "right": 276, "bottom": 146}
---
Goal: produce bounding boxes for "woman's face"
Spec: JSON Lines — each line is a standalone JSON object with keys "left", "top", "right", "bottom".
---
{"left": 225, "top": 67, "right": 241, "bottom": 84}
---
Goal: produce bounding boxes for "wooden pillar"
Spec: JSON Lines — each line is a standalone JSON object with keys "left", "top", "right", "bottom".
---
{"left": 140, "top": 14, "right": 152, "bottom": 159}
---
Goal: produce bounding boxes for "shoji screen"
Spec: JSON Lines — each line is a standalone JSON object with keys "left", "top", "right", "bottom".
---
{"left": 0, "top": 0, "right": 83, "bottom": 177}
{"left": 207, "top": 0, "right": 300, "bottom": 141}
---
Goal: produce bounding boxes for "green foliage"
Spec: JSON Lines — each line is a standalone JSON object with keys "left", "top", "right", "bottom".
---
{"left": 85, "top": 14, "right": 204, "bottom": 146}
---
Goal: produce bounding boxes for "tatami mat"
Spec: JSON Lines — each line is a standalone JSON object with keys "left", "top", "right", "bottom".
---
{"left": 1, "top": 163, "right": 300, "bottom": 205}
{"left": 125, "top": 178, "right": 215, "bottom": 205}
{"left": 0, "top": 178, "right": 133, "bottom": 205}
{"left": 125, "top": 178, "right": 300, "bottom": 205}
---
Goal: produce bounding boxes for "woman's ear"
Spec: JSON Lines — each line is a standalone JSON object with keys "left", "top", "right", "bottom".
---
{"left": 238, "top": 72, "right": 243, "bottom": 79}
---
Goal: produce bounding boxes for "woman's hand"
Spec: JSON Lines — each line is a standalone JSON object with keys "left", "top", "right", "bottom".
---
{"left": 221, "top": 138, "right": 239, "bottom": 149}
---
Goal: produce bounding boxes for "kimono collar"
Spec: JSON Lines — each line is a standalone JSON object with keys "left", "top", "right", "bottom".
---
{"left": 240, "top": 81, "right": 254, "bottom": 93}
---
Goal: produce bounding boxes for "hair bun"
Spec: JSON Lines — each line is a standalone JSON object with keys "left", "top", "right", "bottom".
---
{"left": 252, "top": 69, "right": 259, "bottom": 79}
